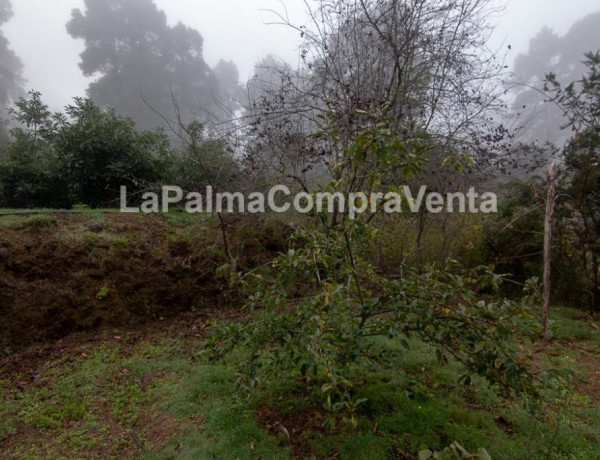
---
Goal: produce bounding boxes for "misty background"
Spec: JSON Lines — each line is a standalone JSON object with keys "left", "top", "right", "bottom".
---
{"left": 2, "top": 1, "right": 600, "bottom": 118}
{"left": 0, "top": 0, "right": 599, "bottom": 186}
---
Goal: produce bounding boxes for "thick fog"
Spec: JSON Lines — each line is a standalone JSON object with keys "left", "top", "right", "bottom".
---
{"left": 3, "top": 0, "right": 598, "bottom": 104}
{"left": 2, "top": 0, "right": 309, "bottom": 111}
{"left": 1, "top": 0, "right": 599, "bottom": 139}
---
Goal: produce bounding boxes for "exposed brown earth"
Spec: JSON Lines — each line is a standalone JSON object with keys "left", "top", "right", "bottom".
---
{"left": 0, "top": 212, "right": 288, "bottom": 353}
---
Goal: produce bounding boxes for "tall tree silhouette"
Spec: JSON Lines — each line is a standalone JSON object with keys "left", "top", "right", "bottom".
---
{"left": 0, "top": 0, "right": 25, "bottom": 145}
{"left": 67, "top": 0, "right": 237, "bottom": 131}
{"left": 244, "top": 0, "right": 510, "bottom": 190}
{"left": 511, "top": 11, "right": 600, "bottom": 145}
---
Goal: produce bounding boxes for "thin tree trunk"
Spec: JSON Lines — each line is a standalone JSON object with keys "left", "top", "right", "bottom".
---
{"left": 416, "top": 208, "right": 426, "bottom": 266}
{"left": 543, "top": 162, "right": 556, "bottom": 339}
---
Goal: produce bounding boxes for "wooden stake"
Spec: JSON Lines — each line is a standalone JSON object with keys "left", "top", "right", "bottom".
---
{"left": 543, "top": 162, "right": 556, "bottom": 339}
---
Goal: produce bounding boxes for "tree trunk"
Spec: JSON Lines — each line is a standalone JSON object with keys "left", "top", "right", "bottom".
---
{"left": 543, "top": 162, "right": 556, "bottom": 339}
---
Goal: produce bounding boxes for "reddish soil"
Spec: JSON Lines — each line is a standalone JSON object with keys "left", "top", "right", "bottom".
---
{"left": 0, "top": 212, "right": 288, "bottom": 353}
{"left": 567, "top": 343, "right": 600, "bottom": 405}
{"left": 0, "top": 308, "right": 240, "bottom": 458}
{"left": 529, "top": 340, "right": 600, "bottom": 404}
{"left": 255, "top": 403, "right": 332, "bottom": 459}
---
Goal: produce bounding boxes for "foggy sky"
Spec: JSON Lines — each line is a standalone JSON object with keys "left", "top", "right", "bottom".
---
{"left": 3, "top": 0, "right": 600, "bottom": 111}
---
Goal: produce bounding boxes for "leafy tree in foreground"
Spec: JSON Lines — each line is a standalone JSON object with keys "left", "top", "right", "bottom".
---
{"left": 209, "top": 111, "right": 540, "bottom": 422}
{"left": 243, "top": 0, "right": 516, "bottom": 268}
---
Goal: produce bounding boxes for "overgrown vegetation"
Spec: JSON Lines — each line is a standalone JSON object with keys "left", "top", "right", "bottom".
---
{"left": 208, "top": 114, "right": 541, "bottom": 426}
{"left": 484, "top": 53, "right": 600, "bottom": 311}
{"left": 0, "top": 91, "right": 239, "bottom": 209}
{"left": 1, "top": 0, "right": 600, "bottom": 457}
{"left": 1, "top": 305, "right": 599, "bottom": 458}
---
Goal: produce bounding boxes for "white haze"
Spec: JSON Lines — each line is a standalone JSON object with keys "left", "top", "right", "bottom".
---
{"left": 2, "top": 0, "right": 599, "bottom": 111}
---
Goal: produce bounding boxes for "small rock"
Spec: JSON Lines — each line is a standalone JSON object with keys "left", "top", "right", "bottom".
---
{"left": 0, "top": 277, "right": 18, "bottom": 289}
{"left": 88, "top": 222, "right": 106, "bottom": 233}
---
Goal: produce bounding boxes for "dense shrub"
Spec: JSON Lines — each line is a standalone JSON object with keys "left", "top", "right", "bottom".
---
{"left": 0, "top": 92, "right": 237, "bottom": 208}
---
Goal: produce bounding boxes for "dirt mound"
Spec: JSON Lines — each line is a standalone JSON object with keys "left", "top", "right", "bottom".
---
{"left": 0, "top": 212, "right": 289, "bottom": 353}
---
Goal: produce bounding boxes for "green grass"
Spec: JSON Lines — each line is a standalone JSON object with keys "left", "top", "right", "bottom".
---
{"left": 0, "top": 209, "right": 110, "bottom": 229}
{"left": 147, "top": 364, "right": 288, "bottom": 459}
{"left": 551, "top": 306, "right": 600, "bottom": 341}
{"left": 0, "top": 214, "right": 23, "bottom": 228}
{"left": 241, "top": 311, "right": 600, "bottom": 459}
{"left": 1, "top": 307, "right": 599, "bottom": 459}
{"left": 0, "top": 334, "right": 289, "bottom": 459}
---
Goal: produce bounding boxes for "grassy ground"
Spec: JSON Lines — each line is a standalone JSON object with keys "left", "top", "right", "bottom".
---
{"left": 1, "top": 212, "right": 599, "bottom": 459}
{"left": 1, "top": 306, "right": 599, "bottom": 459}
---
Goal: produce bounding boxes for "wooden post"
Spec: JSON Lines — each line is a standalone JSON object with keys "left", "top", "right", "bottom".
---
{"left": 543, "top": 162, "right": 556, "bottom": 339}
